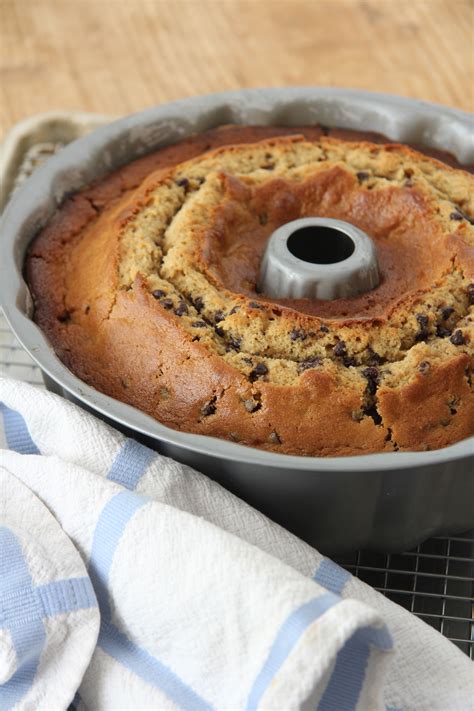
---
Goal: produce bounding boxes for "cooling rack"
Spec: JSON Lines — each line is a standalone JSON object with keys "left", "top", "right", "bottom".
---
{"left": 1, "top": 137, "right": 473, "bottom": 658}
{"left": 335, "top": 535, "right": 473, "bottom": 658}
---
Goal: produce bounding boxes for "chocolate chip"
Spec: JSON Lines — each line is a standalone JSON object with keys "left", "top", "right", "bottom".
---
{"left": 419, "top": 361, "right": 430, "bottom": 374}
{"left": 227, "top": 335, "right": 242, "bottom": 351}
{"left": 161, "top": 299, "right": 174, "bottom": 310}
{"left": 416, "top": 313, "right": 429, "bottom": 329}
{"left": 343, "top": 356, "right": 357, "bottom": 368}
{"left": 214, "top": 310, "right": 225, "bottom": 323}
{"left": 468, "top": 283, "right": 474, "bottom": 305}
{"left": 356, "top": 171, "right": 369, "bottom": 182}
{"left": 319, "top": 324, "right": 330, "bottom": 333}
{"left": 215, "top": 326, "right": 225, "bottom": 337}
{"left": 249, "top": 301, "right": 265, "bottom": 310}
{"left": 333, "top": 341, "right": 347, "bottom": 357}
{"left": 243, "top": 399, "right": 261, "bottom": 413}
{"left": 193, "top": 296, "right": 204, "bottom": 312}
{"left": 269, "top": 431, "right": 281, "bottom": 444}
{"left": 152, "top": 289, "right": 166, "bottom": 299}
{"left": 363, "top": 366, "right": 379, "bottom": 380}
{"left": 415, "top": 331, "right": 429, "bottom": 342}
{"left": 450, "top": 329, "right": 466, "bottom": 346}
{"left": 436, "top": 325, "right": 451, "bottom": 338}
{"left": 176, "top": 177, "right": 189, "bottom": 189}
{"left": 84, "top": 305, "right": 90, "bottom": 315}
{"left": 441, "top": 306, "right": 455, "bottom": 320}
{"left": 249, "top": 362, "right": 268, "bottom": 381}
{"left": 57, "top": 310, "right": 71, "bottom": 323}
{"left": 242, "top": 357, "right": 253, "bottom": 365}
{"left": 174, "top": 301, "right": 188, "bottom": 316}
{"left": 229, "top": 306, "right": 239, "bottom": 315}
{"left": 263, "top": 163, "right": 275, "bottom": 171}
{"left": 403, "top": 169, "right": 414, "bottom": 187}
{"left": 259, "top": 213, "right": 268, "bottom": 226}
{"left": 298, "top": 357, "right": 322, "bottom": 373}
{"left": 451, "top": 207, "right": 474, "bottom": 225}
{"left": 290, "top": 329, "right": 307, "bottom": 342}
{"left": 192, "top": 320, "right": 207, "bottom": 328}
{"left": 201, "top": 399, "right": 216, "bottom": 417}
{"left": 415, "top": 313, "right": 429, "bottom": 341}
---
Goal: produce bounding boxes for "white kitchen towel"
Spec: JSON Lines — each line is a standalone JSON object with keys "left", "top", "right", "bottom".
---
{"left": 0, "top": 378, "right": 473, "bottom": 711}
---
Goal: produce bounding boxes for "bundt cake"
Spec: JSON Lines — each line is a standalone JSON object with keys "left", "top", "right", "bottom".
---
{"left": 26, "top": 125, "right": 474, "bottom": 456}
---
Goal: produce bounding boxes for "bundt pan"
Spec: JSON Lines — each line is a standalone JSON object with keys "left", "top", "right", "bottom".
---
{"left": 1, "top": 88, "right": 473, "bottom": 553}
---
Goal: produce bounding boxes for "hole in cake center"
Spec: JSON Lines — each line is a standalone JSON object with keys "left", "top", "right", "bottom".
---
{"left": 286, "top": 226, "right": 355, "bottom": 264}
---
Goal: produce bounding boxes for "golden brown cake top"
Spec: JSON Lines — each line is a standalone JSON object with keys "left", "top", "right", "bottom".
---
{"left": 27, "top": 126, "right": 474, "bottom": 455}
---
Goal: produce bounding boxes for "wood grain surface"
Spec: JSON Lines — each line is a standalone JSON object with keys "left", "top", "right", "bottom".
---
{"left": 1, "top": 0, "right": 473, "bottom": 139}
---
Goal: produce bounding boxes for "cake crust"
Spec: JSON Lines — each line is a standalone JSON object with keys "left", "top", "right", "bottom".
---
{"left": 26, "top": 126, "right": 474, "bottom": 456}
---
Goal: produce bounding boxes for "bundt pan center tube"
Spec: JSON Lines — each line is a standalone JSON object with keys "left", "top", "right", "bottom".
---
{"left": 258, "top": 217, "right": 380, "bottom": 299}
{"left": 1, "top": 88, "right": 473, "bottom": 553}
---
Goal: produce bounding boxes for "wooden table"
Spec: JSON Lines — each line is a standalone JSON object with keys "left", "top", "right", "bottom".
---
{"left": 1, "top": 0, "right": 472, "bottom": 139}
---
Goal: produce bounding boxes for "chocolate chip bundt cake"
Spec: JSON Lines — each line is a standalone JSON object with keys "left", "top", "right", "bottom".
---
{"left": 26, "top": 126, "right": 474, "bottom": 456}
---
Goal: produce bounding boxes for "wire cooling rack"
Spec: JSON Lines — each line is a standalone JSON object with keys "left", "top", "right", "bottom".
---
{"left": 1, "top": 138, "right": 473, "bottom": 659}
{"left": 335, "top": 537, "right": 474, "bottom": 658}
{"left": 1, "top": 311, "right": 473, "bottom": 658}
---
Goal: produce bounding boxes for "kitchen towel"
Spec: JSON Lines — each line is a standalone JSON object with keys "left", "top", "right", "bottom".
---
{"left": 0, "top": 377, "right": 473, "bottom": 710}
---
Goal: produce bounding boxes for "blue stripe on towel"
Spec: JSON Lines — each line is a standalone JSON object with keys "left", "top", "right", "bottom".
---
{"left": 36, "top": 577, "right": 97, "bottom": 616}
{"left": 88, "top": 490, "right": 148, "bottom": 619}
{"left": 0, "top": 402, "right": 40, "bottom": 455}
{"left": 0, "top": 527, "right": 45, "bottom": 711}
{"left": 107, "top": 438, "right": 157, "bottom": 490}
{"left": 313, "top": 558, "right": 351, "bottom": 596}
{"left": 89, "top": 491, "right": 215, "bottom": 711}
{"left": 246, "top": 592, "right": 340, "bottom": 711}
{"left": 317, "top": 625, "right": 393, "bottom": 711}
{"left": 100, "top": 619, "right": 214, "bottom": 711}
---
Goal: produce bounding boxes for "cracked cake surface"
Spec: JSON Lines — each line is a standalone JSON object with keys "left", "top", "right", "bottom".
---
{"left": 26, "top": 125, "right": 474, "bottom": 456}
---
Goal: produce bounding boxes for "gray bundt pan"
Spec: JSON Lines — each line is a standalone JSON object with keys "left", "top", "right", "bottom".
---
{"left": 1, "top": 88, "right": 473, "bottom": 553}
